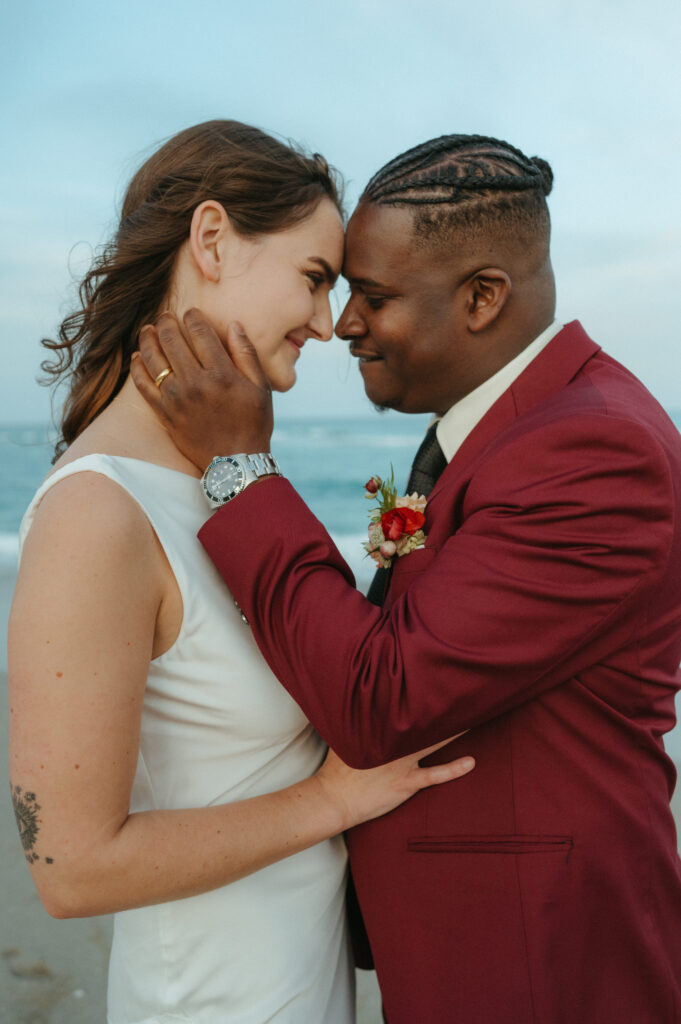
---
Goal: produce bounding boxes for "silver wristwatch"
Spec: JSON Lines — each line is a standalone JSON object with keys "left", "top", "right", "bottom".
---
{"left": 201, "top": 453, "right": 282, "bottom": 509}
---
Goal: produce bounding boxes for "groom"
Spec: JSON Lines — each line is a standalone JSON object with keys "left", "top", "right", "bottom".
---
{"left": 132, "top": 135, "right": 681, "bottom": 1023}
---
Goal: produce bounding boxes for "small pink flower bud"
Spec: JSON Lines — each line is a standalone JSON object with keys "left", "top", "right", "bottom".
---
{"left": 364, "top": 477, "right": 380, "bottom": 494}
{"left": 379, "top": 540, "right": 397, "bottom": 558}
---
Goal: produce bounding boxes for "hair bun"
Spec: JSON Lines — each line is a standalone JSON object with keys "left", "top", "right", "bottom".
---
{"left": 531, "top": 156, "right": 553, "bottom": 196}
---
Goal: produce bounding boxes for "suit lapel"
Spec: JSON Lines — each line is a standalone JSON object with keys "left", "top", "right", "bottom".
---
{"left": 387, "top": 322, "right": 601, "bottom": 602}
{"left": 427, "top": 321, "right": 601, "bottom": 508}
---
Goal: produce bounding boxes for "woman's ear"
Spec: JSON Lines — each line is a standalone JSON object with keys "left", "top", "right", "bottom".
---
{"left": 189, "top": 200, "right": 230, "bottom": 283}
{"left": 465, "top": 267, "right": 511, "bottom": 331}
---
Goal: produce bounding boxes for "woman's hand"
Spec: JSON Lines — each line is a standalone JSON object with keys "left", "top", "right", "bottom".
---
{"left": 315, "top": 740, "right": 474, "bottom": 831}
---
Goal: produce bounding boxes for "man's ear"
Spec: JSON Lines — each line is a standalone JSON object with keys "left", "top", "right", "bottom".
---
{"left": 189, "top": 200, "right": 230, "bottom": 283}
{"left": 465, "top": 267, "right": 511, "bottom": 331}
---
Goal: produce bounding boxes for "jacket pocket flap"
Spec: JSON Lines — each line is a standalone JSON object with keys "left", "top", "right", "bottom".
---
{"left": 407, "top": 834, "right": 573, "bottom": 855}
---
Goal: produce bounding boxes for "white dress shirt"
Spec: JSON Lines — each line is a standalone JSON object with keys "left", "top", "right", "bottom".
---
{"left": 436, "top": 320, "right": 563, "bottom": 463}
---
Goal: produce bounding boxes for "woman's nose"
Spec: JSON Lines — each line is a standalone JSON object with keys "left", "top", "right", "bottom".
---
{"left": 309, "top": 296, "right": 334, "bottom": 342}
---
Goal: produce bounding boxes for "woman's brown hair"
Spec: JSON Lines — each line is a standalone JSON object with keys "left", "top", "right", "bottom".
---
{"left": 41, "top": 120, "right": 343, "bottom": 457}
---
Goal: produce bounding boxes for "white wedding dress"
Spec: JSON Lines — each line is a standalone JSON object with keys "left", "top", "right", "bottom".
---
{"left": 21, "top": 454, "right": 354, "bottom": 1024}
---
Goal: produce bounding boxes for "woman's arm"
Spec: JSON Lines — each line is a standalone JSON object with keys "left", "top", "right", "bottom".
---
{"left": 9, "top": 472, "right": 473, "bottom": 919}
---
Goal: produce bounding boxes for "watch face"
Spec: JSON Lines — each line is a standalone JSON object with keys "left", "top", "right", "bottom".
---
{"left": 205, "top": 458, "right": 245, "bottom": 502}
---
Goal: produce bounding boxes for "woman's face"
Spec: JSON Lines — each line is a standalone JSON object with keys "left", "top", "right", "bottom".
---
{"left": 194, "top": 198, "right": 344, "bottom": 392}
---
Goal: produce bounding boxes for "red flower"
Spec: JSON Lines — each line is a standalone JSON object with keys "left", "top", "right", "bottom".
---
{"left": 364, "top": 477, "right": 380, "bottom": 494}
{"left": 380, "top": 507, "right": 425, "bottom": 541}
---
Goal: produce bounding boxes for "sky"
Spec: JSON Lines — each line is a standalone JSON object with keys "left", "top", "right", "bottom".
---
{"left": 1, "top": 0, "right": 680, "bottom": 424}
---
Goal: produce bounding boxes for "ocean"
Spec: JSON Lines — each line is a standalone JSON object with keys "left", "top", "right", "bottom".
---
{"left": 2, "top": 413, "right": 681, "bottom": 761}
{"left": 0, "top": 414, "right": 432, "bottom": 575}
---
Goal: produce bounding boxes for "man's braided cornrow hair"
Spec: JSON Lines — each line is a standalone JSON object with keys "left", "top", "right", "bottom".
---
{"left": 361, "top": 134, "right": 553, "bottom": 243}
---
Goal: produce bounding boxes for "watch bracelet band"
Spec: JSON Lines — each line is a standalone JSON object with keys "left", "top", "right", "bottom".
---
{"left": 239, "top": 452, "right": 281, "bottom": 478}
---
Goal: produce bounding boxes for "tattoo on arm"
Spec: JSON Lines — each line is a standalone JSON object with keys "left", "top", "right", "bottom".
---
{"left": 11, "top": 785, "right": 54, "bottom": 865}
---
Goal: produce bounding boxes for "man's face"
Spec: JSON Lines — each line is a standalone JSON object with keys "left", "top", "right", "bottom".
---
{"left": 336, "top": 203, "right": 481, "bottom": 415}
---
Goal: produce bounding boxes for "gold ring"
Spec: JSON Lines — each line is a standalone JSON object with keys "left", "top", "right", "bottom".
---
{"left": 154, "top": 367, "right": 172, "bottom": 388}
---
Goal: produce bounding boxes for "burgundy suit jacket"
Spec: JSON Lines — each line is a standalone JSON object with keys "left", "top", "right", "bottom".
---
{"left": 200, "top": 323, "right": 681, "bottom": 1024}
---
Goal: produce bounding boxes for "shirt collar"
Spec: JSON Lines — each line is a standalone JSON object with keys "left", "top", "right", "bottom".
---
{"left": 436, "top": 320, "right": 563, "bottom": 463}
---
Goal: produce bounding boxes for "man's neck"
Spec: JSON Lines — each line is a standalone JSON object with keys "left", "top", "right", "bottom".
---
{"left": 436, "top": 319, "right": 562, "bottom": 463}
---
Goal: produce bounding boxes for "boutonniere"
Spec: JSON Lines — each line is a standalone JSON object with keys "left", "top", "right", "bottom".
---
{"left": 363, "top": 469, "right": 427, "bottom": 569}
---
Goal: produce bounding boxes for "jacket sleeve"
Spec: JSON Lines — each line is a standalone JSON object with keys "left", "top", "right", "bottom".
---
{"left": 198, "top": 413, "right": 674, "bottom": 767}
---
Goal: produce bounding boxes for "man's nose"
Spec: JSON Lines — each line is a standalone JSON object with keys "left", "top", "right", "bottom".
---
{"left": 335, "top": 298, "right": 365, "bottom": 340}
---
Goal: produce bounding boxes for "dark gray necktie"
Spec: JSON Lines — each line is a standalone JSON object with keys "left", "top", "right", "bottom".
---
{"left": 366, "top": 422, "right": 446, "bottom": 606}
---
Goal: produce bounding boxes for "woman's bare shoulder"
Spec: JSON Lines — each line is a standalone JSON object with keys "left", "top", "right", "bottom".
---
{"left": 25, "top": 468, "right": 156, "bottom": 570}
{"left": 14, "top": 468, "right": 166, "bottom": 654}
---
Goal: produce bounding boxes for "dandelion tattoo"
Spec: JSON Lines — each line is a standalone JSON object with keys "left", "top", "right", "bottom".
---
{"left": 11, "top": 784, "right": 53, "bottom": 865}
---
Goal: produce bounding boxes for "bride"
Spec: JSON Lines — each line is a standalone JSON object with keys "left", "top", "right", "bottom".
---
{"left": 8, "top": 120, "right": 474, "bottom": 1023}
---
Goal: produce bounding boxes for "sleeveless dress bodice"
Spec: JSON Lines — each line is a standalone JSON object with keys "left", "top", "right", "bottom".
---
{"left": 20, "top": 454, "right": 354, "bottom": 1024}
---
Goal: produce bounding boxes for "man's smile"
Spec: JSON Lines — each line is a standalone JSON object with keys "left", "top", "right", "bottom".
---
{"left": 349, "top": 347, "right": 383, "bottom": 364}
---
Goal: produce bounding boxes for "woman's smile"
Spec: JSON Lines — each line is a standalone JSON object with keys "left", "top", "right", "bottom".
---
{"left": 285, "top": 333, "right": 306, "bottom": 352}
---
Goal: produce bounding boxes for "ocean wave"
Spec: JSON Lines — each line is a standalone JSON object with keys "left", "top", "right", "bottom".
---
{"left": 330, "top": 533, "right": 375, "bottom": 593}
{"left": 0, "top": 533, "right": 19, "bottom": 568}
{"left": 0, "top": 425, "right": 52, "bottom": 446}
{"left": 331, "top": 532, "right": 369, "bottom": 559}
{"left": 0, "top": 530, "right": 369, "bottom": 579}
{"left": 272, "top": 416, "right": 431, "bottom": 449}
{"left": 274, "top": 429, "right": 429, "bottom": 449}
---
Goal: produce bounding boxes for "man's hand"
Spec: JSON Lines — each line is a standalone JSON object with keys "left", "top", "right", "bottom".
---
{"left": 130, "top": 309, "right": 274, "bottom": 471}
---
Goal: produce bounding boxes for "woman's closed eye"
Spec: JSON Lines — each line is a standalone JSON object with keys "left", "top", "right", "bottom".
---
{"left": 364, "top": 295, "right": 387, "bottom": 311}
{"left": 305, "top": 271, "right": 326, "bottom": 292}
